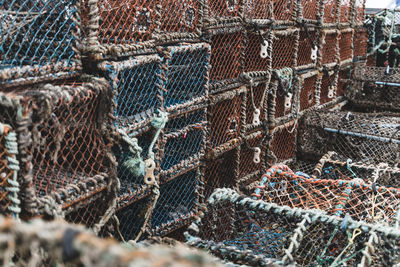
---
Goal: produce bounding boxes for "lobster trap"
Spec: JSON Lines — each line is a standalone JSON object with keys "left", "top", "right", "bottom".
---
{"left": 253, "top": 165, "right": 400, "bottom": 227}
{"left": 298, "top": 111, "right": 400, "bottom": 166}
{"left": 160, "top": 106, "right": 207, "bottom": 180}
{"left": 353, "top": 27, "right": 368, "bottom": 59}
{"left": 298, "top": 70, "right": 318, "bottom": 112}
{"left": 339, "top": 0, "right": 352, "bottom": 25}
{"left": 339, "top": 28, "right": 354, "bottom": 64}
{"left": 353, "top": 0, "right": 366, "bottom": 26}
{"left": 298, "top": 0, "right": 320, "bottom": 24}
{"left": 0, "top": 78, "right": 117, "bottom": 225}
{"left": 320, "top": 29, "right": 340, "bottom": 67}
{"left": 336, "top": 66, "right": 350, "bottom": 97}
{"left": 116, "top": 168, "right": 202, "bottom": 240}
{"left": 207, "top": 27, "right": 244, "bottom": 93}
{"left": 296, "top": 26, "right": 319, "bottom": 71}
{"left": 318, "top": 68, "right": 338, "bottom": 105}
{"left": 267, "top": 121, "right": 298, "bottom": 165}
{"left": 0, "top": 0, "right": 81, "bottom": 86}
{"left": 321, "top": 0, "right": 340, "bottom": 26}
{"left": 207, "top": 86, "right": 245, "bottom": 155}
{"left": 186, "top": 188, "right": 397, "bottom": 266}
{"left": 99, "top": 54, "right": 163, "bottom": 134}
{"left": 162, "top": 43, "right": 210, "bottom": 113}
{"left": 242, "top": 27, "right": 272, "bottom": 73}
{"left": 273, "top": 0, "right": 296, "bottom": 26}
{"left": 243, "top": 0, "right": 273, "bottom": 24}
{"left": 272, "top": 29, "right": 298, "bottom": 70}
{"left": 205, "top": 0, "right": 243, "bottom": 26}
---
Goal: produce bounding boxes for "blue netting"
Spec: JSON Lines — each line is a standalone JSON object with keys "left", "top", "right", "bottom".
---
{"left": 164, "top": 44, "right": 209, "bottom": 109}
{"left": 0, "top": 0, "right": 78, "bottom": 77}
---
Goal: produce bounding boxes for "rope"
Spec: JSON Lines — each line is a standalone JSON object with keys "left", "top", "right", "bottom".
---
{"left": 329, "top": 228, "right": 362, "bottom": 267}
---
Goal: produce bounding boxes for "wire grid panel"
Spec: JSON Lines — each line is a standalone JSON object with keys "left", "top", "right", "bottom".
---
{"left": 321, "top": 0, "right": 339, "bottom": 25}
{"left": 268, "top": 123, "right": 298, "bottom": 165}
{"left": 160, "top": 107, "right": 207, "bottom": 180}
{"left": 319, "top": 69, "right": 338, "bottom": 105}
{"left": 320, "top": 30, "right": 339, "bottom": 66}
{"left": 243, "top": 0, "right": 272, "bottom": 22}
{"left": 353, "top": 28, "right": 368, "bottom": 58}
{"left": 298, "top": 0, "right": 320, "bottom": 23}
{"left": 239, "top": 132, "right": 266, "bottom": 180}
{"left": 272, "top": 29, "right": 298, "bottom": 70}
{"left": 353, "top": 0, "right": 365, "bottom": 26}
{"left": 208, "top": 89, "right": 244, "bottom": 151}
{"left": 195, "top": 197, "right": 302, "bottom": 261}
{"left": 209, "top": 29, "right": 244, "bottom": 86}
{"left": 339, "top": 0, "right": 352, "bottom": 24}
{"left": 336, "top": 67, "right": 350, "bottom": 97}
{"left": 273, "top": 0, "right": 296, "bottom": 25}
{"left": 339, "top": 29, "right": 353, "bottom": 62}
{"left": 203, "top": 149, "right": 238, "bottom": 200}
{"left": 156, "top": 0, "right": 202, "bottom": 42}
{"left": 100, "top": 55, "right": 163, "bottom": 134}
{"left": 0, "top": 131, "right": 12, "bottom": 216}
{"left": 86, "top": 0, "right": 158, "bottom": 57}
{"left": 298, "top": 111, "right": 400, "bottom": 166}
{"left": 163, "top": 43, "right": 210, "bottom": 111}
{"left": 243, "top": 30, "right": 272, "bottom": 72}
{"left": 245, "top": 80, "right": 268, "bottom": 130}
{"left": 298, "top": 71, "right": 318, "bottom": 112}
{"left": 0, "top": 0, "right": 81, "bottom": 86}
{"left": 296, "top": 28, "right": 318, "bottom": 70}
{"left": 205, "top": 0, "right": 243, "bottom": 25}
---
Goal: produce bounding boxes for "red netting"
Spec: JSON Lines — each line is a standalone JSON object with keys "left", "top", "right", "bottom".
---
{"left": 269, "top": 124, "right": 297, "bottom": 164}
{"left": 243, "top": 31, "right": 271, "bottom": 72}
{"left": 337, "top": 68, "right": 350, "bottom": 97}
{"left": 245, "top": 82, "right": 267, "bottom": 127}
{"left": 204, "top": 149, "right": 238, "bottom": 199}
{"left": 353, "top": 29, "right": 368, "bottom": 58}
{"left": 239, "top": 133, "right": 265, "bottom": 178}
{"left": 299, "top": 75, "right": 317, "bottom": 111}
{"left": 0, "top": 133, "right": 12, "bottom": 215}
{"left": 271, "top": 79, "right": 294, "bottom": 120}
{"left": 243, "top": 0, "right": 272, "bottom": 20}
{"left": 339, "top": 30, "right": 353, "bottom": 61}
{"left": 96, "top": 0, "right": 158, "bottom": 46}
{"left": 340, "top": 0, "right": 351, "bottom": 23}
{"left": 299, "top": 0, "right": 319, "bottom": 22}
{"left": 321, "top": 31, "right": 339, "bottom": 65}
{"left": 207, "top": 0, "right": 241, "bottom": 20}
{"left": 273, "top": 0, "right": 296, "bottom": 23}
{"left": 272, "top": 31, "right": 297, "bottom": 69}
{"left": 322, "top": 0, "right": 338, "bottom": 24}
{"left": 354, "top": 0, "right": 366, "bottom": 25}
{"left": 210, "top": 31, "right": 243, "bottom": 83}
{"left": 297, "top": 30, "right": 317, "bottom": 69}
{"left": 320, "top": 70, "right": 337, "bottom": 104}
{"left": 209, "top": 94, "right": 243, "bottom": 149}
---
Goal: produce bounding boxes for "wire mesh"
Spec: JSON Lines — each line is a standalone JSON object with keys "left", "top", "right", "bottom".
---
{"left": 101, "top": 55, "right": 163, "bottom": 133}
{"left": 243, "top": 0, "right": 272, "bottom": 21}
{"left": 205, "top": 0, "right": 242, "bottom": 26}
{"left": 298, "top": 111, "right": 400, "bottom": 166}
{"left": 0, "top": 0, "right": 80, "bottom": 85}
{"left": 340, "top": 0, "right": 351, "bottom": 24}
{"left": 321, "top": 30, "right": 339, "bottom": 65}
{"left": 353, "top": 28, "right": 368, "bottom": 58}
{"left": 297, "top": 29, "right": 318, "bottom": 70}
{"left": 268, "top": 75, "right": 297, "bottom": 122}
{"left": 273, "top": 0, "right": 296, "bottom": 24}
{"left": 322, "top": 0, "right": 339, "bottom": 25}
{"left": 299, "top": 72, "right": 317, "bottom": 112}
{"left": 0, "top": 132, "right": 12, "bottom": 216}
{"left": 161, "top": 108, "right": 206, "bottom": 179}
{"left": 319, "top": 69, "right": 337, "bottom": 104}
{"left": 298, "top": 0, "right": 319, "bottom": 23}
{"left": 337, "top": 67, "right": 350, "bottom": 97}
{"left": 243, "top": 30, "right": 271, "bottom": 72}
{"left": 239, "top": 132, "right": 265, "bottom": 180}
{"left": 163, "top": 43, "right": 210, "bottom": 111}
{"left": 268, "top": 123, "right": 298, "bottom": 165}
{"left": 272, "top": 30, "right": 297, "bottom": 70}
{"left": 245, "top": 81, "right": 268, "bottom": 129}
{"left": 339, "top": 29, "right": 353, "bottom": 62}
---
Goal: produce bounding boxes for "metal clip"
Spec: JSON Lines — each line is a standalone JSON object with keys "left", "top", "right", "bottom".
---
{"left": 284, "top": 92, "right": 293, "bottom": 110}
{"left": 253, "top": 147, "right": 261, "bottom": 164}
{"left": 311, "top": 45, "right": 318, "bottom": 61}
{"left": 144, "top": 158, "right": 156, "bottom": 185}
{"left": 253, "top": 109, "right": 261, "bottom": 126}
{"left": 328, "top": 86, "right": 334, "bottom": 99}
{"left": 260, "top": 40, "right": 269, "bottom": 59}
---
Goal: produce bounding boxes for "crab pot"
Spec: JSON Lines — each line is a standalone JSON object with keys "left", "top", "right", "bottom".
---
{"left": 100, "top": 55, "right": 163, "bottom": 135}
{"left": 296, "top": 28, "right": 319, "bottom": 70}
{"left": 272, "top": 29, "right": 298, "bottom": 70}
{"left": 116, "top": 168, "right": 202, "bottom": 240}
{"left": 83, "top": 0, "right": 158, "bottom": 58}
{"left": 160, "top": 107, "right": 207, "bottom": 180}
{"left": 208, "top": 27, "right": 244, "bottom": 92}
{"left": 353, "top": 28, "right": 368, "bottom": 58}
{"left": 0, "top": 129, "right": 15, "bottom": 216}
{"left": 205, "top": 0, "right": 243, "bottom": 26}
{"left": 0, "top": 0, "right": 81, "bottom": 87}
{"left": 239, "top": 131, "right": 266, "bottom": 185}
{"left": 298, "top": 0, "right": 320, "bottom": 24}
{"left": 273, "top": 0, "right": 296, "bottom": 25}
{"left": 203, "top": 149, "right": 239, "bottom": 200}
{"left": 320, "top": 30, "right": 339, "bottom": 66}
{"left": 0, "top": 78, "right": 116, "bottom": 221}
{"left": 353, "top": 0, "right": 366, "bottom": 26}
{"left": 339, "top": 29, "right": 353, "bottom": 63}
{"left": 298, "top": 71, "right": 318, "bottom": 112}
{"left": 156, "top": 0, "right": 202, "bottom": 43}
{"left": 243, "top": 30, "right": 272, "bottom": 72}
{"left": 298, "top": 111, "right": 400, "bottom": 166}
{"left": 163, "top": 43, "right": 210, "bottom": 112}
{"left": 268, "top": 121, "right": 298, "bottom": 165}
{"left": 319, "top": 69, "right": 338, "bottom": 105}
{"left": 339, "top": 0, "right": 352, "bottom": 24}
{"left": 321, "top": 0, "right": 339, "bottom": 26}
{"left": 336, "top": 67, "right": 350, "bottom": 97}
{"left": 243, "top": 0, "right": 272, "bottom": 22}
{"left": 208, "top": 87, "right": 245, "bottom": 153}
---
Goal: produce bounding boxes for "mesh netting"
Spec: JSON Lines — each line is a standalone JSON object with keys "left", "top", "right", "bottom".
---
{"left": 268, "top": 73, "right": 297, "bottom": 123}
{"left": 354, "top": 0, "right": 365, "bottom": 25}
{"left": 161, "top": 107, "right": 206, "bottom": 179}
{"left": 268, "top": 123, "right": 298, "bottom": 165}
{"left": 272, "top": 30, "right": 297, "bottom": 70}
{"left": 339, "top": 29, "right": 353, "bottom": 62}
{"left": 299, "top": 111, "right": 400, "bottom": 166}
{"left": 299, "top": 0, "right": 319, "bottom": 22}
{"left": 321, "top": 30, "right": 339, "bottom": 65}
{"left": 273, "top": 0, "right": 295, "bottom": 24}
{"left": 239, "top": 131, "right": 266, "bottom": 183}
{"left": 297, "top": 29, "right": 317, "bottom": 70}
{"left": 319, "top": 69, "right": 337, "bottom": 104}
{"left": 299, "top": 72, "right": 317, "bottom": 112}
{"left": 322, "top": 0, "right": 339, "bottom": 25}
{"left": 243, "top": 0, "right": 272, "bottom": 21}
{"left": 243, "top": 30, "right": 271, "bottom": 72}
{"left": 206, "top": 0, "right": 242, "bottom": 24}
{"left": 340, "top": 0, "right": 351, "bottom": 23}
{"left": 0, "top": 129, "right": 13, "bottom": 216}
{"left": 0, "top": 0, "right": 80, "bottom": 85}
{"left": 336, "top": 67, "right": 350, "bottom": 97}
{"left": 163, "top": 43, "right": 210, "bottom": 111}
{"left": 245, "top": 80, "right": 268, "bottom": 130}
{"left": 353, "top": 28, "right": 368, "bottom": 58}
{"left": 101, "top": 55, "right": 163, "bottom": 133}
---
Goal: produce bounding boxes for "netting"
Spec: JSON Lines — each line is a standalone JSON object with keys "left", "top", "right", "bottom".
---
{"left": 298, "top": 0, "right": 319, "bottom": 23}
{"left": 186, "top": 188, "right": 400, "bottom": 266}
{"left": 319, "top": 69, "right": 338, "bottom": 104}
{"left": 206, "top": 0, "right": 242, "bottom": 26}
{"left": 163, "top": 43, "right": 210, "bottom": 111}
{"left": 243, "top": 29, "right": 272, "bottom": 72}
{"left": 100, "top": 55, "right": 163, "bottom": 133}
{"left": 273, "top": 0, "right": 296, "bottom": 25}
{"left": 244, "top": 76, "right": 269, "bottom": 130}
{"left": 298, "top": 71, "right": 318, "bottom": 112}
{"left": 0, "top": 126, "right": 15, "bottom": 217}
{"left": 339, "top": 29, "right": 353, "bottom": 62}
{"left": 0, "top": 0, "right": 81, "bottom": 85}
{"left": 336, "top": 67, "right": 350, "bottom": 97}
{"left": 353, "top": 27, "right": 368, "bottom": 58}
{"left": 272, "top": 29, "right": 297, "bottom": 70}
{"left": 298, "top": 111, "right": 400, "bottom": 166}
{"left": 243, "top": 0, "right": 272, "bottom": 22}
{"left": 322, "top": 0, "right": 339, "bottom": 25}
{"left": 340, "top": 0, "right": 351, "bottom": 24}
{"left": 297, "top": 28, "right": 318, "bottom": 70}
{"left": 268, "top": 122, "right": 298, "bottom": 165}
{"left": 239, "top": 131, "right": 266, "bottom": 185}
{"left": 354, "top": 0, "right": 365, "bottom": 25}
{"left": 320, "top": 30, "right": 339, "bottom": 65}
